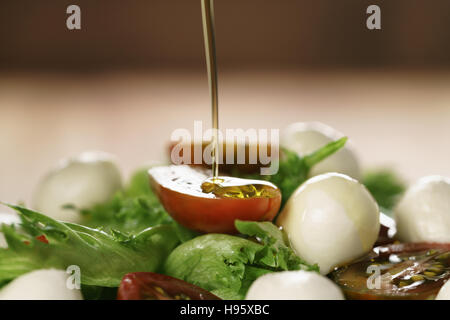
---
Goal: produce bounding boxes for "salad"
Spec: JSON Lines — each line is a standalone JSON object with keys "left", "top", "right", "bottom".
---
{"left": 0, "top": 122, "right": 449, "bottom": 300}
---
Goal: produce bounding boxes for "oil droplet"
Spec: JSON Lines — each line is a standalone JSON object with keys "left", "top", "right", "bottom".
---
{"left": 201, "top": 176, "right": 279, "bottom": 199}
{"left": 410, "top": 275, "right": 424, "bottom": 282}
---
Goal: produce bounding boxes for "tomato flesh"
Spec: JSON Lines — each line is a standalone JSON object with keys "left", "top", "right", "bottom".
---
{"left": 331, "top": 243, "right": 450, "bottom": 300}
{"left": 149, "top": 165, "right": 281, "bottom": 233}
{"left": 117, "top": 272, "right": 221, "bottom": 300}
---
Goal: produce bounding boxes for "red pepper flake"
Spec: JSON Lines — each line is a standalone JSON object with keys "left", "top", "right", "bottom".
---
{"left": 23, "top": 235, "right": 49, "bottom": 245}
{"left": 36, "top": 235, "right": 49, "bottom": 244}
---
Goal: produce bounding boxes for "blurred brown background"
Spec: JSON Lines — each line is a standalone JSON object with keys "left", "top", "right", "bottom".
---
{"left": 1, "top": 0, "right": 450, "bottom": 70}
{"left": 0, "top": 1, "right": 449, "bottom": 205}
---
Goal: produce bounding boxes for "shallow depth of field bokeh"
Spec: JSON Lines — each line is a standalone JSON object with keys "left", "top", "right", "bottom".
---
{"left": 1, "top": 0, "right": 449, "bottom": 204}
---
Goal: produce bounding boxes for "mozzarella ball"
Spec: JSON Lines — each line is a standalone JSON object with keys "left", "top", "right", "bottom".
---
{"left": 0, "top": 212, "right": 20, "bottom": 249}
{"left": 436, "top": 280, "right": 450, "bottom": 300}
{"left": 277, "top": 173, "right": 380, "bottom": 275}
{"left": 0, "top": 269, "right": 83, "bottom": 300}
{"left": 246, "top": 270, "right": 344, "bottom": 300}
{"left": 394, "top": 176, "right": 450, "bottom": 243}
{"left": 281, "top": 122, "right": 360, "bottom": 180}
{"left": 32, "top": 151, "right": 122, "bottom": 223}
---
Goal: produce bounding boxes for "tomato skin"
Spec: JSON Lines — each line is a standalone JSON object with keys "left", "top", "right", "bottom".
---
{"left": 117, "top": 273, "right": 143, "bottom": 300}
{"left": 332, "top": 243, "right": 450, "bottom": 300}
{"left": 117, "top": 272, "right": 221, "bottom": 300}
{"left": 375, "top": 212, "right": 397, "bottom": 246}
{"left": 149, "top": 165, "right": 282, "bottom": 234}
{"left": 153, "top": 183, "right": 281, "bottom": 234}
{"left": 168, "top": 141, "right": 274, "bottom": 174}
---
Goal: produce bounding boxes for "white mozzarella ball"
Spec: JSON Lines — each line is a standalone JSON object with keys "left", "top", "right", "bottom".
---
{"left": 245, "top": 270, "right": 344, "bottom": 300}
{"left": 436, "top": 280, "right": 450, "bottom": 300}
{"left": 32, "top": 151, "right": 122, "bottom": 223}
{"left": 394, "top": 176, "right": 450, "bottom": 243}
{"left": 281, "top": 122, "right": 361, "bottom": 180}
{"left": 0, "top": 212, "right": 20, "bottom": 249}
{"left": 0, "top": 269, "right": 83, "bottom": 300}
{"left": 277, "top": 173, "right": 380, "bottom": 275}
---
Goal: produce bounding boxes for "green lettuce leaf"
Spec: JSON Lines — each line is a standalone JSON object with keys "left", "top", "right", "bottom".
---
{"left": 163, "top": 220, "right": 318, "bottom": 300}
{"left": 363, "top": 169, "right": 406, "bottom": 213}
{"left": 235, "top": 220, "right": 318, "bottom": 272}
{"left": 164, "top": 234, "right": 260, "bottom": 299}
{"left": 80, "top": 169, "right": 173, "bottom": 234}
{"left": 0, "top": 204, "right": 179, "bottom": 287}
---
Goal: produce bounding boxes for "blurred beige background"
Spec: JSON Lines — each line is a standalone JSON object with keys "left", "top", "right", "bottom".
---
{"left": 0, "top": 1, "right": 449, "bottom": 205}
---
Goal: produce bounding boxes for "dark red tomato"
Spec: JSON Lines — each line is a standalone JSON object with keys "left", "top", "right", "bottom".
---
{"left": 331, "top": 243, "right": 450, "bottom": 300}
{"left": 149, "top": 165, "right": 281, "bottom": 234}
{"left": 117, "top": 272, "right": 221, "bottom": 300}
{"left": 168, "top": 140, "right": 274, "bottom": 174}
{"left": 375, "top": 212, "right": 397, "bottom": 246}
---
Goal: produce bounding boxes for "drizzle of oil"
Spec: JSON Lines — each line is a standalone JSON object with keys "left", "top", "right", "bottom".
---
{"left": 201, "top": 0, "right": 220, "bottom": 180}
{"left": 200, "top": 1, "right": 275, "bottom": 199}
{"left": 201, "top": 177, "right": 279, "bottom": 199}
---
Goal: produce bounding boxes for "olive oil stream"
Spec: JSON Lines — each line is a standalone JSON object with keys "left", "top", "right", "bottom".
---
{"left": 199, "top": 0, "right": 277, "bottom": 199}
{"left": 201, "top": 0, "right": 219, "bottom": 180}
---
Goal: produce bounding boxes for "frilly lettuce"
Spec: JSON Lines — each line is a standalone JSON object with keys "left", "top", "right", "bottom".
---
{"left": 79, "top": 169, "right": 173, "bottom": 234}
{"left": 0, "top": 204, "right": 179, "bottom": 288}
{"left": 164, "top": 220, "right": 318, "bottom": 300}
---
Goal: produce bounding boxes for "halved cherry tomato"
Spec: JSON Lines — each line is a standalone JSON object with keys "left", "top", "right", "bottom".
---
{"left": 331, "top": 243, "right": 450, "bottom": 300}
{"left": 117, "top": 272, "right": 221, "bottom": 300}
{"left": 149, "top": 165, "right": 281, "bottom": 233}
{"left": 168, "top": 140, "right": 274, "bottom": 174}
